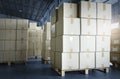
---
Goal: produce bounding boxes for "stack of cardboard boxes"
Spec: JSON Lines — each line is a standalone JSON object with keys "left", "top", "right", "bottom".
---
{"left": 16, "top": 19, "right": 28, "bottom": 62}
{"left": 96, "top": 3, "right": 111, "bottom": 71}
{"left": 41, "top": 22, "right": 51, "bottom": 63}
{"left": 79, "top": 1, "right": 96, "bottom": 71}
{"left": 34, "top": 27, "right": 43, "bottom": 58}
{"left": 111, "top": 28, "right": 120, "bottom": 67}
{"left": 50, "top": 8, "right": 58, "bottom": 68}
{"left": 55, "top": 3, "right": 80, "bottom": 74}
{"left": 28, "top": 23, "right": 42, "bottom": 58}
{"left": 0, "top": 19, "right": 28, "bottom": 65}
{"left": 50, "top": 1, "right": 111, "bottom": 76}
{"left": 28, "top": 23, "right": 37, "bottom": 58}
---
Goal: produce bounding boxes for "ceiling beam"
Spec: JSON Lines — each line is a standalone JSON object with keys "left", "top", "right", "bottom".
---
{"left": 34, "top": 0, "right": 44, "bottom": 20}
{"left": 39, "top": 0, "right": 54, "bottom": 22}
{"left": 103, "top": 0, "right": 110, "bottom": 3}
{"left": 39, "top": 0, "right": 53, "bottom": 21}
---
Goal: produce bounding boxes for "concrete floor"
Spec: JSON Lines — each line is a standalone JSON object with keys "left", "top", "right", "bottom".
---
{"left": 0, "top": 59, "right": 120, "bottom": 79}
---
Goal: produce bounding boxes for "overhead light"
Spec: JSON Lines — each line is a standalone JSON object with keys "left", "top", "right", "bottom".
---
{"left": 19, "top": 10, "right": 22, "bottom": 12}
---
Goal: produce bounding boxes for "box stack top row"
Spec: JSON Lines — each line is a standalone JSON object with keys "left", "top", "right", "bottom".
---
{"left": 51, "top": 1, "right": 111, "bottom": 38}
{"left": 51, "top": 1, "right": 111, "bottom": 25}
{"left": 0, "top": 19, "right": 28, "bottom": 30}
{"left": 57, "top": 2, "right": 111, "bottom": 19}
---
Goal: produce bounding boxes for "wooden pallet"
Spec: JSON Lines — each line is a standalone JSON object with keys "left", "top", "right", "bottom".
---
{"left": 54, "top": 68, "right": 90, "bottom": 76}
{"left": 0, "top": 62, "right": 15, "bottom": 66}
{"left": 0, "top": 61, "right": 27, "bottom": 66}
{"left": 41, "top": 58, "right": 50, "bottom": 64}
{"left": 95, "top": 67, "right": 109, "bottom": 73}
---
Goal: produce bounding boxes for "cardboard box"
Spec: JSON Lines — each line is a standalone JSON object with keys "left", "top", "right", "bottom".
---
{"left": 34, "top": 41, "right": 41, "bottom": 57}
{"left": 55, "top": 52, "right": 79, "bottom": 70}
{"left": 3, "top": 51, "right": 15, "bottom": 62}
{"left": 97, "top": 19, "right": 111, "bottom": 36}
{"left": 96, "top": 52, "right": 110, "bottom": 68}
{"left": 111, "top": 46, "right": 120, "bottom": 52}
{"left": 50, "top": 51, "right": 55, "bottom": 68}
{"left": 79, "top": 1, "right": 96, "bottom": 18}
{"left": 110, "top": 52, "right": 120, "bottom": 62}
{"left": 51, "top": 38, "right": 56, "bottom": 51}
{"left": 79, "top": 53, "right": 95, "bottom": 69}
{"left": 0, "top": 51, "right": 4, "bottom": 62}
{"left": 28, "top": 41, "right": 34, "bottom": 49}
{"left": 0, "top": 41, "right": 4, "bottom": 50}
{"left": 44, "top": 22, "right": 51, "bottom": 40}
{"left": 17, "top": 30, "right": 28, "bottom": 41}
{"left": 0, "top": 19, "right": 5, "bottom": 30}
{"left": 5, "top": 30, "right": 16, "bottom": 40}
{"left": 111, "top": 39, "right": 120, "bottom": 45}
{"left": 17, "top": 19, "right": 28, "bottom": 30}
{"left": 111, "top": 28, "right": 120, "bottom": 34}
{"left": 42, "top": 49, "right": 50, "bottom": 60}
{"left": 5, "top": 19, "right": 16, "bottom": 30}
{"left": 44, "top": 40, "right": 51, "bottom": 50}
{"left": 41, "top": 40, "right": 51, "bottom": 60}
{"left": 56, "top": 35, "right": 79, "bottom": 52}
{"left": 0, "top": 30, "right": 5, "bottom": 40}
{"left": 29, "top": 30, "right": 36, "bottom": 37}
{"left": 15, "top": 51, "right": 27, "bottom": 61}
{"left": 35, "top": 48, "right": 41, "bottom": 57}
{"left": 58, "top": 3, "right": 77, "bottom": 18}
{"left": 97, "top": 3, "right": 111, "bottom": 19}
{"left": 81, "top": 18, "right": 96, "bottom": 35}
{"left": 56, "top": 18, "right": 80, "bottom": 36}
{"left": 16, "top": 41, "right": 27, "bottom": 51}
{"left": 28, "top": 49, "right": 34, "bottom": 58}
{"left": 111, "top": 34, "right": 120, "bottom": 41}
{"left": 96, "top": 36, "right": 110, "bottom": 52}
{"left": 29, "top": 22, "right": 37, "bottom": 30}
{"left": 51, "top": 24, "right": 56, "bottom": 38}
{"left": 80, "top": 36, "right": 95, "bottom": 52}
{"left": 4, "top": 41, "right": 15, "bottom": 50}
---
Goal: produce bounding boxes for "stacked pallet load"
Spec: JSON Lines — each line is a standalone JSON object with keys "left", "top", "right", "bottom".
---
{"left": 4, "top": 19, "right": 16, "bottom": 65}
{"left": 55, "top": 3, "right": 80, "bottom": 76}
{"left": 51, "top": 1, "right": 111, "bottom": 76}
{"left": 41, "top": 22, "right": 51, "bottom": 64}
{"left": 0, "top": 19, "right": 28, "bottom": 65}
{"left": 96, "top": 2, "right": 111, "bottom": 72}
{"left": 50, "top": 8, "right": 58, "bottom": 68}
{"left": 28, "top": 23, "right": 37, "bottom": 58}
{"left": 79, "top": 1, "right": 111, "bottom": 73}
{"left": 111, "top": 28, "right": 120, "bottom": 67}
{"left": 79, "top": 1, "right": 96, "bottom": 74}
{"left": 34, "top": 27, "right": 43, "bottom": 58}
{"left": 16, "top": 19, "right": 28, "bottom": 63}
{"left": 28, "top": 23, "right": 42, "bottom": 58}
{"left": 0, "top": 19, "right": 5, "bottom": 63}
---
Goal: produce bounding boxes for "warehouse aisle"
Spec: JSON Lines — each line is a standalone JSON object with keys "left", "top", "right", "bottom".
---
{"left": 0, "top": 59, "right": 120, "bottom": 79}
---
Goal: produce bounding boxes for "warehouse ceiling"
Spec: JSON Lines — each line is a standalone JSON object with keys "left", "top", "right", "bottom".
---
{"left": 0, "top": 0, "right": 54, "bottom": 22}
{"left": 0, "top": 0, "right": 119, "bottom": 25}
{"left": 90, "top": 0, "right": 118, "bottom": 4}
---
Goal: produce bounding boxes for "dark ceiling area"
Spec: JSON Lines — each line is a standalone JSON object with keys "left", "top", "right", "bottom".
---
{"left": 0, "top": 0, "right": 118, "bottom": 25}
{"left": 0, "top": 0, "right": 54, "bottom": 22}
{"left": 0, "top": 0, "right": 80, "bottom": 25}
